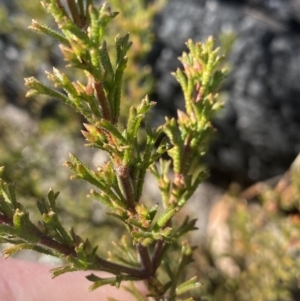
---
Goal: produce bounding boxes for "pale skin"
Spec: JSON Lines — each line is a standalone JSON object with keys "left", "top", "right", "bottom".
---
{"left": 0, "top": 258, "right": 147, "bottom": 301}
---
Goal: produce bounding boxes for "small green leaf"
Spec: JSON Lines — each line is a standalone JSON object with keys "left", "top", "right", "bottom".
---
{"left": 96, "top": 119, "right": 127, "bottom": 145}
{"left": 99, "top": 41, "right": 114, "bottom": 84}
{"left": 51, "top": 264, "right": 78, "bottom": 278}
{"left": 37, "top": 198, "right": 50, "bottom": 215}
{"left": 174, "top": 216, "right": 198, "bottom": 238}
{"left": 3, "top": 243, "right": 60, "bottom": 259}
{"left": 147, "top": 204, "right": 158, "bottom": 222}
{"left": 47, "top": 189, "right": 60, "bottom": 210}
{"left": 154, "top": 206, "right": 177, "bottom": 230}
{"left": 87, "top": 274, "right": 122, "bottom": 291}
{"left": 25, "top": 77, "right": 70, "bottom": 104}
{"left": 29, "top": 20, "right": 69, "bottom": 45}
{"left": 89, "top": 189, "right": 113, "bottom": 209}
{"left": 175, "top": 276, "right": 201, "bottom": 296}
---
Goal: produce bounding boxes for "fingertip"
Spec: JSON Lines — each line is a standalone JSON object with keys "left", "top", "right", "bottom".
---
{"left": 0, "top": 258, "right": 147, "bottom": 301}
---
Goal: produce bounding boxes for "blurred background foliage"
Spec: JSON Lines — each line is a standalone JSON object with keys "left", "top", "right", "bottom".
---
{"left": 192, "top": 160, "right": 300, "bottom": 301}
{"left": 1, "top": 1, "right": 300, "bottom": 301}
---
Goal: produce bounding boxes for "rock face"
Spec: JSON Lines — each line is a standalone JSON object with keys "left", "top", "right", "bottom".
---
{"left": 148, "top": 0, "right": 300, "bottom": 187}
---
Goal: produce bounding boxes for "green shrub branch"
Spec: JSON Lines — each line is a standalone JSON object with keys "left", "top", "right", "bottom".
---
{"left": 0, "top": 1, "right": 226, "bottom": 300}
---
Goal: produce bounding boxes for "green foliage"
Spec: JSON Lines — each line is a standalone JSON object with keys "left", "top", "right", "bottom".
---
{"left": 1, "top": 2, "right": 298, "bottom": 301}
{"left": 106, "top": 0, "right": 165, "bottom": 123}
{"left": 0, "top": 0, "right": 225, "bottom": 300}
{"left": 195, "top": 170, "right": 300, "bottom": 301}
{"left": 0, "top": 0, "right": 161, "bottom": 197}
{"left": 0, "top": 0, "right": 164, "bottom": 248}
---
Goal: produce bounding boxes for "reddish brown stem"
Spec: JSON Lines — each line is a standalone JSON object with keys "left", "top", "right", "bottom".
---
{"left": 137, "top": 243, "right": 153, "bottom": 275}
{"left": 0, "top": 215, "right": 150, "bottom": 278}
{"left": 40, "top": 232, "right": 149, "bottom": 277}
{"left": 66, "top": 0, "right": 82, "bottom": 28}
{"left": 94, "top": 255, "right": 148, "bottom": 278}
{"left": 151, "top": 239, "right": 165, "bottom": 271}
{"left": 0, "top": 214, "right": 12, "bottom": 225}
{"left": 180, "top": 133, "right": 193, "bottom": 176}
{"left": 94, "top": 81, "right": 112, "bottom": 122}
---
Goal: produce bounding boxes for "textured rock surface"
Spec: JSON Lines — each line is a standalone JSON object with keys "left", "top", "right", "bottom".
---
{"left": 148, "top": 0, "right": 300, "bottom": 186}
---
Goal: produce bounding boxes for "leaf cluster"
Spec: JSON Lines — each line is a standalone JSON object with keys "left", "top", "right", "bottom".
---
{"left": 0, "top": 1, "right": 226, "bottom": 300}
